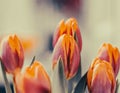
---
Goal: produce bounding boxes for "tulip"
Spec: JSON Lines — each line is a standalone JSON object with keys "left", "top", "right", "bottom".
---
{"left": 0, "top": 34, "right": 24, "bottom": 75}
{"left": 52, "top": 34, "right": 80, "bottom": 79}
{"left": 97, "top": 43, "right": 120, "bottom": 77}
{"left": 87, "top": 58, "right": 116, "bottom": 93}
{"left": 14, "top": 61, "right": 51, "bottom": 93}
{"left": 52, "top": 18, "right": 82, "bottom": 52}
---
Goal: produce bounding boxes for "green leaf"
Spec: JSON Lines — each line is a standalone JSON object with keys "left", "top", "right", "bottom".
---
{"left": 72, "top": 71, "right": 87, "bottom": 93}
{"left": 52, "top": 57, "right": 67, "bottom": 93}
{"left": 30, "top": 56, "right": 36, "bottom": 66}
{"left": 0, "top": 59, "right": 12, "bottom": 93}
{"left": 115, "top": 79, "right": 120, "bottom": 93}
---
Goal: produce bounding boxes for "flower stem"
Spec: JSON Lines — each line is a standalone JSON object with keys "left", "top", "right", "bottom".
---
{"left": 0, "top": 60, "right": 12, "bottom": 93}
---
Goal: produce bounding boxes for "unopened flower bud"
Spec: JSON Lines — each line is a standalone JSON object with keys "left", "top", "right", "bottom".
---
{"left": 87, "top": 58, "right": 116, "bottom": 93}
{"left": 0, "top": 34, "right": 24, "bottom": 75}
{"left": 14, "top": 61, "right": 51, "bottom": 93}
{"left": 97, "top": 43, "right": 120, "bottom": 77}
{"left": 52, "top": 34, "right": 80, "bottom": 79}
{"left": 53, "top": 18, "right": 82, "bottom": 52}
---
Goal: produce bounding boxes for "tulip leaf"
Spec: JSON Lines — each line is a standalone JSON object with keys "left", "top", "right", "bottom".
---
{"left": 30, "top": 56, "right": 36, "bottom": 66}
{"left": 0, "top": 59, "right": 12, "bottom": 93}
{"left": 52, "top": 57, "right": 66, "bottom": 93}
{"left": 115, "top": 79, "right": 120, "bottom": 93}
{"left": 72, "top": 71, "right": 87, "bottom": 93}
{"left": 68, "top": 58, "right": 81, "bottom": 93}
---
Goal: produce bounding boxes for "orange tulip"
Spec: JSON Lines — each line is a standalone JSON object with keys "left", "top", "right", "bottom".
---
{"left": 52, "top": 34, "right": 80, "bottom": 79}
{"left": 0, "top": 34, "right": 24, "bottom": 74}
{"left": 87, "top": 58, "right": 116, "bottom": 93}
{"left": 14, "top": 61, "right": 51, "bottom": 93}
{"left": 97, "top": 43, "right": 120, "bottom": 77}
{"left": 52, "top": 18, "right": 82, "bottom": 52}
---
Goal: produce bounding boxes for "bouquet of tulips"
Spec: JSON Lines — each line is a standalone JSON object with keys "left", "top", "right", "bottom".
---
{"left": 0, "top": 18, "right": 120, "bottom": 93}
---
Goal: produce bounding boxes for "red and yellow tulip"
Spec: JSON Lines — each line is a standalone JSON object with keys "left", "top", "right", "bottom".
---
{"left": 0, "top": 34, "right": 24, "bottom": 75}
{"left": 14, "top": 61, "right": 51, "bottom": 93}
{"left": 53, "top": 18, "right": 82, "bottom": 52}
{"left": 52, "top": 34, "right": 80, "bottom": 79}
{"left": 87, "top": 58, "right": 116, "bottom": 93}
{"left": 97, "top": 43, "right": 120, "bottom": 77}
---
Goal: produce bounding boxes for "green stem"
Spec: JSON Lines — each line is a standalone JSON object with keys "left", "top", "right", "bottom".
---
{"left": 0, "top": 61, "right": 12, "bottom": 93}
{"left": 30, "top": 56, "right": 36, "bottom": 66}
{"left": 13, "top": 76, "right": 16, "bottom": 93}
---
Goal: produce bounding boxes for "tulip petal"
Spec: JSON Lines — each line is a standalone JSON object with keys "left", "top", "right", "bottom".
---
{"left": 52, "top": 34, "right": 80, "bottom": 79}
{"left": 97, "top": 43, "right": 120, "bottom": 77}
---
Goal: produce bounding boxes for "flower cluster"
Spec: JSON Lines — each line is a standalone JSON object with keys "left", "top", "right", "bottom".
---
{"left": 87, "top": 43, "right": 120, "bottom": 93}
{"left": 0, "top": 34, "right": 51, "bottom": 93}
{"left": 52, "top": 18, "right": 82, "bottom": 80}
{"left": 0, "top": 18, "right": 120, "bottom": 93}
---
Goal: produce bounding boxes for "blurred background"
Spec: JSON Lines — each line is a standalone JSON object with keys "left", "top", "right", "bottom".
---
{"left": 0, "top": 0, "right": 120, "bottom": 92}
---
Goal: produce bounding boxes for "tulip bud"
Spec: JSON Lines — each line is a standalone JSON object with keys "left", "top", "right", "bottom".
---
{"left": 0, "top": 34, "right": 24, "bottom": 75}
{"left": 53, "top": 18, "right": 82, "bottom": 52}
{"left": 52, "top": 34, "right": 80, "bottom": 79}
{"left": 87, "top": 58, "right": 116, "bottom": 93}
{"left": 97, "top": 43, "right": 120, "bottom": 77}
{"left": 14, "top": 61, "right": 51, "bottom": 93}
